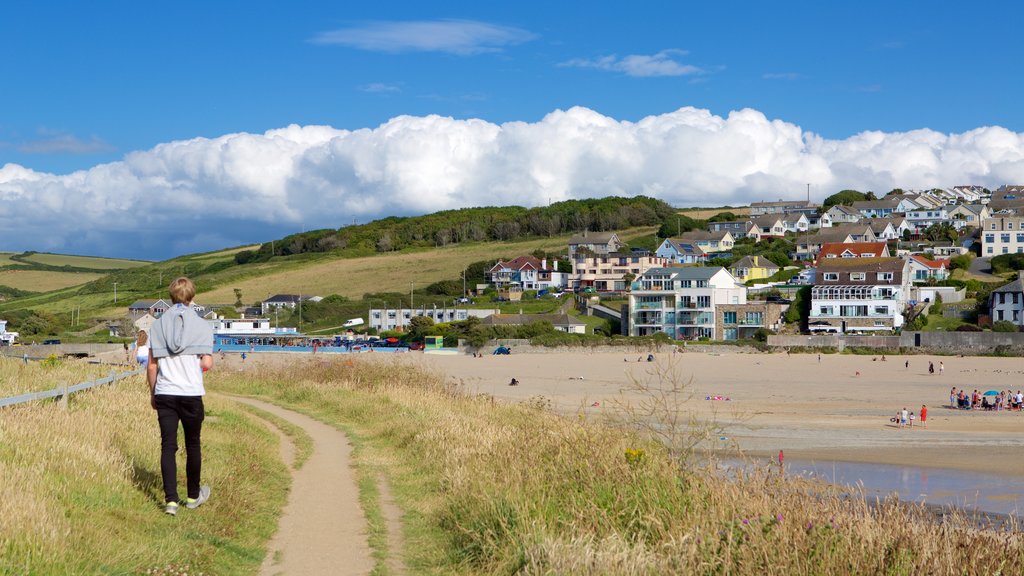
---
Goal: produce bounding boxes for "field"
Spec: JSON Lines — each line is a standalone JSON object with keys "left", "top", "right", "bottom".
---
{"left": 0, "top": 269, "right": 105, "bottom": 292}
{"left": 198, "top": 228, "right": 656, "bottom": 303}
{"left": 18, "top": 253, "right": 149, "bottom": 270}
{"left": 0, "top": 253, "right": 17, "bottom": 266}
{"left": 0, "top": 356, "right": 116, "bottom": 397}
{"left": 679, "top": 206, "right": 750, "bottom": 219}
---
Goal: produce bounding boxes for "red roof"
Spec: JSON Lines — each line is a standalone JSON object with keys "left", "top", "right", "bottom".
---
{"left": 909, "top": 254, "right": 949, "bottom": 269}
{"left": 816, "top": 242, "right": 889, "bottom": 262}
{"left": 490, "top": 255, "right": 549, "bottom": 272}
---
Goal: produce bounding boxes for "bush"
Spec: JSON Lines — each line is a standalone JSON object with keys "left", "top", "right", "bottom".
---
{"left": 990, "top": 253, "right": 1024, "bottom": 274}
{"left": 234, "top": 250, "right": 255, "bottom": 264}
{"left": 949, "top": 254, "right": 971, "bottom": 270}
{"left": 955, "top": 324, "right": 982, "bottom": 332}
{"left": 992, "top": 320, "right": 1019, "bottom": 332}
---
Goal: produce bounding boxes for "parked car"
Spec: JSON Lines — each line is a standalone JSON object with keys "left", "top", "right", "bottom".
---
{"left": 408, "top": 342, "right": 424, "bottom": 351}
{"left": 765, "top": 296, "right": 791, "bottom": 304}
{"left": 43, "top": 339, "right": 61, "bottom": 345}
{"left": 457, "top": 297, "right": 471, "bottom": 304}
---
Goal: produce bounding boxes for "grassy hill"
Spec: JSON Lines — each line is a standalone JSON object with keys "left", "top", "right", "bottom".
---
{"left": 0, "top": 251, "right": 149, "bottom": 293}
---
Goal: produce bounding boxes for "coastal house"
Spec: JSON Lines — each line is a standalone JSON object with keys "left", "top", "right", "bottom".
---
{"left": 261, "top": 294, "right": 321, "bottom": 316}
{"left": 568, "top": 231, "right": 622, "bottom": 259}
{"left": 479, "top": 313, "right": 587, "bottom": 334}
{"left": 825, "top": 204, "right": 863, "bottom": 225}
{"left": 796, "top": 225, "right": 879, "bottom": 259}
{"left": 655, "top": 239, "right": 707, "bottom": 265}
{"left": 0, "top": 320, "right": 18, "bottom": 346}
{"left": 905, "top": 206, "right": 951, "bottom": 233}
{"left": 626, "top": 266, "right": 746, "bottom": 340}
{"left": 907, "top": 254, "right": 950, "bottom": 283}
{"left": 863, "top": 218, "right": 900, "bottom": 241}
{"left": 750, "top": 199, "right": 814, "bottom": 216}
{"left": 369, "top": 307, "right": 497, "bottom": 332}
{"left": 950, "top": 185, "right": 986, "bottom": 203}
{"left": 487, "top": 256, "right": 567, "bottom": 291}
{"left": 728, "top": 255, "right": 779, "bottom": 283}
{"left": 780, "top": 213, "right": 810, "bottom": 233}
{"left": 807, "top": 211, "right": 832, "bottom": 230}
{"left": 986, "top": 186, "right": 1024, "bottom": 212}
{"left": 981, "top": 216, "right": 1024, "bottom": 256}
{"left": 708, "top": 220, "right": 761, "bottom": 240}
{"left": 570, "top": 251, "right": 667, "bottom": 293}
{"left": 808, "top": 257, "right": 911, "bottom": 333}
{"left": 989, "top": 278, "right": 1024, "bottom": 326}
{"left": 816, "top": 242, "right": 891, "bottom": 262}
{"left": 128, "top": 299, "right": 170, "bottom": 319}
{"left": 715, "top": 302, "right": 788, "bottom": 341}
{"left": 851, "top": 198, "right": 903, "bottom": 219}
{"left": 947, "top": 204, "right": 991, "bottom": 228}
{"left": 677, "top": 230, "right": 735, "bottom": 253}
{"left": 751, "top": 215, "right": 787, "bottom": 238}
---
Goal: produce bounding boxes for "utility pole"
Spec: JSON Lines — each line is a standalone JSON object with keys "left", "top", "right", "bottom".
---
{"left": 410, "top": 281, "right": 414, "bottom": 309}
{"left": 462, "top": 268, "right": 467, "bottom": 298}
{"left": 807, "top": 183, "right": 811, "bottom": 203}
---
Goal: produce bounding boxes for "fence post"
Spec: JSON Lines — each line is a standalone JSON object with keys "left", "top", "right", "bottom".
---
{"left": 59, "top": 381, "right": 68, "bottom": 410}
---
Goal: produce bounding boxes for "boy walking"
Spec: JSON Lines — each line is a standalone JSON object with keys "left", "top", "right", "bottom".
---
{"left": 147, "top": 277, "right": 214, "bottom": 516}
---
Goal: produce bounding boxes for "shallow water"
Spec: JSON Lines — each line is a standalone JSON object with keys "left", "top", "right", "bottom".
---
{"left": 772, "top": 458, "right": 1021, "bottom": 517}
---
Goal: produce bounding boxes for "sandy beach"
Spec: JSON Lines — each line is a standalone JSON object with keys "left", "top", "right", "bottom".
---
{"left": 202, "top": 348, "right": 1024, "bottom": 478}
{"left": 402, "top": 350, "right": 1024, "bottom": 478}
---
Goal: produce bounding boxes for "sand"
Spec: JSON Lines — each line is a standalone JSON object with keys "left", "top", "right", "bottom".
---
{"left": 405, "top": 350, "right": 1024, "bottom": 478}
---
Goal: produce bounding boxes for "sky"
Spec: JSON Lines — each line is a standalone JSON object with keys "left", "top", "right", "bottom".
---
{"left": 2, "top": 1, "right": 1023, "bottom": 260}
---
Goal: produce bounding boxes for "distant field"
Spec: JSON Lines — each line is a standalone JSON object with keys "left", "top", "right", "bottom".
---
{"left": 679, "top": 206, "right": 750, "bottom": 219}
{"left": 0, "top": 270, "right": 105, "bottom": 292}
{"left": 19, "top": 253, "right": 149, "bottom": 270}
{"left": 199, "top": 228, "right": 657, "bottom": 302}
{"left": 0, "top": 253, "right": 16, "bottom": 266}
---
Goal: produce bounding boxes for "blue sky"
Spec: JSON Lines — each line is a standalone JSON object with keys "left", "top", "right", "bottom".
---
{"left": 1, "top": 1, "right": 1023, "bottom": 259}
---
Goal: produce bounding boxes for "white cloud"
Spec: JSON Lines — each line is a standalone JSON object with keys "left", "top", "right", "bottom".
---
{"left": 359, "top": 83, "right": 401, "bottom": 93}
{"left": 312, "top": 19, "right": 537, "bottom": 55}
{"left": 2, "top": 107, "right": 1023, "bottom": 259}
{"left": 560, "top": 49, "right": 702, "bottom": 77}
{"left": 763, "top": 72, "right": 802, "bottom": 80}
{"left": 18, "top": 131, "right": 115, "bottom": 154}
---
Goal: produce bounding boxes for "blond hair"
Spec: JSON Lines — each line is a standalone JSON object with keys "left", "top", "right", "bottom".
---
{"left": 168, "top": 277, "right": 196, "bottom": 304}
{"left": 136, "top": 330, "right": 148, "bottom": 346}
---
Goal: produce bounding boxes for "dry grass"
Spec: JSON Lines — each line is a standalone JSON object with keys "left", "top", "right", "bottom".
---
{"left": 0, "top": 356, "right": 116, "bottom": 397}
{"left": 214, "top": 356, "right": 1024, "bottom": 575}
{"left": 0, "top": 369, "right": 289, "bottom": 575}
{"left": 0, "top": 269, "right": 104, "bottom": 291}
{"left": 0, "top": 253, "right": 17, "bottom": 266}
{"left": 679, "top": 207, "right": 751, "bottom": 219}
{"left": 199, "top": 229, "right": 655, "bottom": 302}
{"left": 18, "top": 253, "right": 149, "bottom": 270}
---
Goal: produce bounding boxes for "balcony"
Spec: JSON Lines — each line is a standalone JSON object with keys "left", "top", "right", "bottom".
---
{"left": 634, "top": 301, "right": 667, "bottom": 310}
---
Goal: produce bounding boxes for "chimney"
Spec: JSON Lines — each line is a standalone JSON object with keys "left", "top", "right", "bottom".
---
{"left": 542, "top": 257, "right": 548, "bottom": 270}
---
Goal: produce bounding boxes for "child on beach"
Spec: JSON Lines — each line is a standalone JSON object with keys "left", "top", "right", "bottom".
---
{"left": 919, "top": 405, "right": 927, "bottom": 427}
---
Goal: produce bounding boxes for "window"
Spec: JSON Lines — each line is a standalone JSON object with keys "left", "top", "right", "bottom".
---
{"left": 877, "top": 272, "right": 893, "bottom": 281}
{"left": 1002, "top": 234, "right": 1011, "bottom": 243}
{"left": 818, "top": 306, "right": 832, "bottom": 315}
{"left": 1010, "top": 222, "right": 1016, "bottom": 230}
{"left": 1018, "top": 233, "right": 1024, "bottom": 243}
{"left": 850, "top": 272, "right": 866, "bottom": 281}
{"left": 990, "top": 223, "right": 997, "bottom": 230}
{"left": 1004, "top": 247, "right": 1010, "bottom": 254}
{"left": 987, "top": 247, "right": 993, "bottom": 254}
{"left": 681, "top": 280, "right": 692, "bottom": 288}
{"left": 874, "top": 320, "right": 887, "bottom": 327}
{"left": 723, "top": 311, "right": 737, "bottom": 324}
{"left": 985, "top": 234, "right": 995, "bottom": 243}
{"left": 744, "top": 312, "right": 763, "bottom": 325}
{"left": 874, "top": 306, "right": 888, "bottom": 315}
{"left": 823, "top": 272, "right": 839, "bottom": 281}
{"left": 696, "top": 280, "right": 708, "bottom": 288}
{"left": 696, "top": 296, "right": 711, "bottom": 308}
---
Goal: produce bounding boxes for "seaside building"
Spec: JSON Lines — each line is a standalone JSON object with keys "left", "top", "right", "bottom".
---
{"left": 654, "top": 239, "right": 707, "bottom": 265}
{"left": 750, "top": 199, "right": 814, "bottom": 216}
{"left": 989, "top": 278, "right": 1024, "bottom": 326}
{"left": 728, "top": 255, "right": 779, "bottom": 283}
{"left": 0, "top": 320, "right": 18, "bottom": 346}
{"left": 570, "top": 251, "right": 667, "bottom": 293}
{"left": 808, "top": 257, "right": 911, "bottom": 333}
{"left": 487, "top": 256, "right": 567, "bottom": 291}
{"left": 368, "top": 307, "right": 498, "bottom": 332}
{"left": 625, "top": 266, "right": 746, "bottom": 339}
{"left": 980, "top": 216, "right": 1024, "bottom": 256}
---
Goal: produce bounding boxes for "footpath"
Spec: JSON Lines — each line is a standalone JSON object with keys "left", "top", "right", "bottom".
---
{"left": 231, "top": 397, "right": 375, "bottom": 576}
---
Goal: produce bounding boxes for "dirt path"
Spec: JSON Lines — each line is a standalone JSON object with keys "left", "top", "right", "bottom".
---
{"left": 231, "top": 397, "right": 374, "bottom": 576}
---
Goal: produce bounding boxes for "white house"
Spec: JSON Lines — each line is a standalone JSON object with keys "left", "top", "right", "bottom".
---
{"left": 487, "top": 256, "right": 567, "bottom": 291}
{"left": 261, "top": 294, "right": 321, "bottom": 316}
{"left": 750, "top": 215, "right": 787, "bottom": 238}
{"left": 862, "top": 218, "right": 899, "bottom": 240}
{"left": 905, "top": 206, "right": 951, "bottom": 233}
{"left": 0, "top": 320, "right": 18, "bottom": 346}
{"left": 907, "top": 255, "right": 950, "bottom": 283}
{"left": 807, "top": 211, "right": 832, "bottom": 230}
{"left": 826, "top": 204, "right": 863, "bottom": 225}
{"left": 809, "top": 257, "right": 911, "bottom": 333}
{"left": 851, "top": 198, "right": 902, "bottom": 218}
{"left": 708, "top": 220, "right": 761, "bottom": 240}
{"left": 750, "top": 199, "right": 814, "bottom": 216}
{"left": 990, "top": 278, "right": 1024, "bottom": 326}
{"left": 369, "top": 307, "right": 498, "bottom": 332}
{"left": 677, "top": 230, "right": 735, "bottom": 253}
{"left": 568, "top": 231, "right": 622, "bottom": 259}
{"left": 781, "top": 213, "right": 810, "bottom": 233}
{"left": 947, "top": 204, "right": 991, "bottom": 228}
{"left": 981, "top": 216, "right": 1024, "bottom": 256}
{"left": 627, "top": 267, "right": 746, "bottom": 340}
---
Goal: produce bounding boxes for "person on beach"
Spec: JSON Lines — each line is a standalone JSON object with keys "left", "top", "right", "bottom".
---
{"left": 908, "top": 411, "right": 915, "bottom": 428}
{"left": 147, "top": 277, "right": 214, "bottom": 517}
{"left": 905, "top": 360, "right": 909, "bottom": 370}
{"left": 928, "top": 362, "right": 934, "bottom": 375}
{"left": 919, "top": 405, "right": 927, "bottom": 427}
{"left": 509, "top": 378, "right": 519, "bottom": 386}
{"left": 900, "top": 407, "right": 908, "bottom": 429}
{"left": 950, "top": 387, "right": 957, "bottom": 409}
{"left": 939, "top": 361, "right": 944, "bottom": 375}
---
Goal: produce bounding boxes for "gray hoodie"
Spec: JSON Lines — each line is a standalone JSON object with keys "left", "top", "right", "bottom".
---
{"left": 150, "top": 304, "right": 213, "bottom": 359}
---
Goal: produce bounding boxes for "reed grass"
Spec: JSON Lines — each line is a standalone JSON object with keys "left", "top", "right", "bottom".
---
{"left": 214, "top": 357, "right": 1024, "bottom": 575}
{"left": 0, "top": 376, "right": 289, "bottom": 575}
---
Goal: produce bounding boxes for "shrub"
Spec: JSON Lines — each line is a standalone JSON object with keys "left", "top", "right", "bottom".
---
{"left": 955, "top": 324, "right": 982, "bottom": 332}
{"left": 992, "top": 320, "right": 1018, "bottom": 332}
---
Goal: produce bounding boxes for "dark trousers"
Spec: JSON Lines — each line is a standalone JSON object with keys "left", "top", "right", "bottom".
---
{"left": 155, "top": 395, "right": 204, "bottom": 503}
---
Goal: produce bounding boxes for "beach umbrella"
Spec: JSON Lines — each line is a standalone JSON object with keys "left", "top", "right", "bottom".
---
{"left": 983, "top": 390, "right": 999, "bottom": 396}
{"left": 385, "top": 337, "right": 399, "bottom": 343}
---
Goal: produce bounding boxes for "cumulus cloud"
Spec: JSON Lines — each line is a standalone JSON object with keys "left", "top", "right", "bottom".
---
{"left": 311, "top": 19, "right": 537, "bottom": 55}
{"left": 560, "top": 49, "right": 703, "bottom": 77}
{"left": 2, "top": 107, "right": 1023, "bottom": 259}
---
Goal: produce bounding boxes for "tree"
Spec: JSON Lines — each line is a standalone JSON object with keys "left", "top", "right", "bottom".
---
{"left": 233, "top": 288, "right": 243, "bottom": 307}
{"left": 407, "top": 316, "right": 435, "bottom": 339}
{"left": 992, "top": 320, "right": 1018, "bottom": 333}
{"left": 822, "top": 189, "right": 867, "bottom": 209}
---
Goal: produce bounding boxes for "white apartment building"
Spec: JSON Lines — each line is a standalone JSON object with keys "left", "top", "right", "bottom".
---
{"left": 570, "top": 252, "right": 667, "bottom": 292}
{"left": 627, "top": 267, "right": 746, "bottom": 340}
{"left": 981, "top": 216, "right": 1024, "bottom": 256}
{"left": 369, "top": 307, "right": 498, "bottom": 332}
